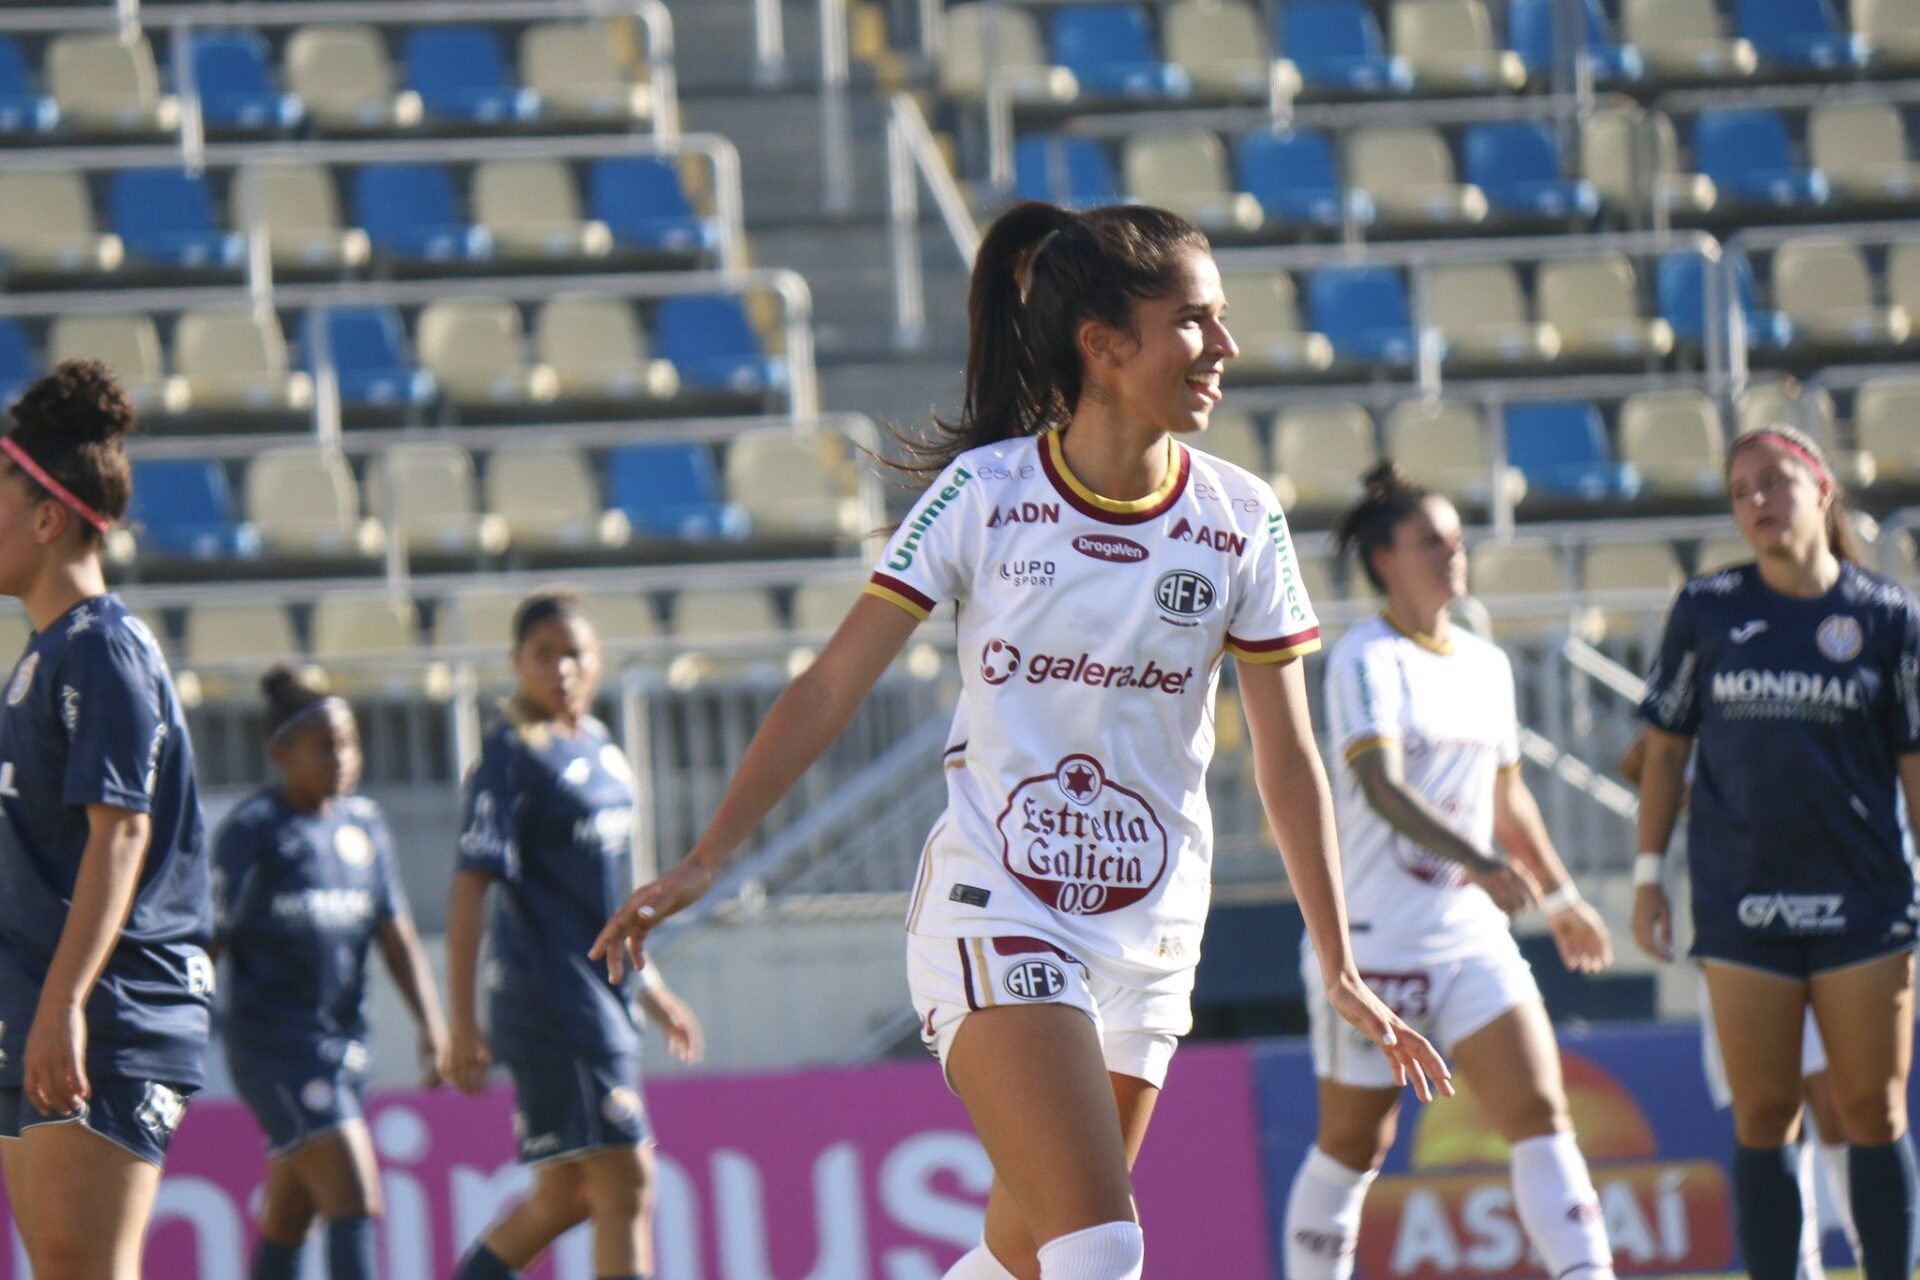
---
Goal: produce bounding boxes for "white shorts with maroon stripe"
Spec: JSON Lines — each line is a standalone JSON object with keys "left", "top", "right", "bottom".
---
{"left": 906, "top": 931, "right": 1192, "bottom": 1089}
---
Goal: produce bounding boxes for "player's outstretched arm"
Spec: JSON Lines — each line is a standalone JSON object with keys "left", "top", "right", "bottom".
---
{"left": 1631, "top": 727, "right": 1691, "bottom": 963}
{"left": 593, "top": 596, "right": 921, "bottom": 979}
{"left": 377, "top": 913, "right": 450, "bottom": 1087}
{"left": 1238, "top": 657, "right": 1453, "bottom": 1102}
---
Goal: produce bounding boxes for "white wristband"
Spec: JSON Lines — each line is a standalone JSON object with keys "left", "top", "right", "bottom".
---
{"left": 1539, "top": 883, "right": 1583, "bottom": 916}
{"left": 1632, "top": 852, "right": 1665, "bottom": 889}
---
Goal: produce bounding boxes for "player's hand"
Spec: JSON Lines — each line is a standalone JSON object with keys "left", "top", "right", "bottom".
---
{"left": 1548, "top": 901, "right": 1614, "bottom": 974}
{"left": 591, "top": 859, "right": 717, "bottom": 983}
{"left": 640, "top": 989, "right": 706, "bottom": 1064}
{"left": 1632, "top": 884, "right": 1674, "bottom": 963}
{"left": 1469, "top": 859, "right": 1540, "bottom": 916}
{"left": 444, "top": 1020, "right": 491, "bottom": 1095}
{"left": 418, "top": 1025, "right": 449, "bottom": 1089}
{"left": 1324, "top": 966, "right": 1452, "bottom": 1103}
{"left": 23, "top": 1001, "right": 88, "bottom": 1117}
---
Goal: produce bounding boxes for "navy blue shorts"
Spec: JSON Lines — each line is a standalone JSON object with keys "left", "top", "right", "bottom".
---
{"left": 228, "top": 1039, "right": 369, "bottom": 1157}
{"left": 0, "top": 1077, "right": 194, "bottom": 1168}
{"left": 1693, "top": 911, "right": 1918, "bottom": 980}
{"left": 501, "top": 1049, "right": 650, "bottom": 1166}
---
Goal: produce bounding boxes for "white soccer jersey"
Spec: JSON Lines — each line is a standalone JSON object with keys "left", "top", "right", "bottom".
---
{"left": 1325, "top": 615, "right": 1520, "bottom": 961}
{"left": 867, "top": 428, "right": 1320, "bottom": 982}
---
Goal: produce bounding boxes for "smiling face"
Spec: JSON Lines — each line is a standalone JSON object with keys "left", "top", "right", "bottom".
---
{"left": 1085, "top": 249, "right": 1239, "bottom": 437}
{"left": 1374, "top": 495, "right": 1469, "bottom": 617}
{"left": 273, "top": 702, "right": 362, "bottom": 810}
{"left": 1728, "top": 436, "right": 1830, "bottom": 559}
{"left": 514, "top": 612, "right": 602, "bottom": 725}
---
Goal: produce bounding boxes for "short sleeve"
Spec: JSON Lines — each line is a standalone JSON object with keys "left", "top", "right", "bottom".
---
{"left": 1886, "top": 595, "right": 1920, "bottom": 756}
{"left": 368, "top": 810, "right": 409, "bottom": 922}
{"left": 1640, "top": 587, "right": 1703, "bottom": 736}
{"left": 1225, "top": 490, "right": 1321, "bottom": 664}
{"left": 1326, "top": 636, "right": 1403, "bottom": 764}
{"left": 456, "top": 731, "right": 520, "bottom": 879}
{"left": 60, "top": 631, "right": 164, "bottom": 812}
{"left": 210, "top": 812, "right": 266, "bottom": 944}
{"left": 865, "top": 458, "right": 979, "bottom": 621}
{"left": 1494, "top": 650, "right": 1522, "bottom": 770}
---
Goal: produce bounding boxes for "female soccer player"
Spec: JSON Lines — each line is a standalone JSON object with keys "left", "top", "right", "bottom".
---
{"left": 0, "top": 361, "right": 211, "bottom": 1279}
{"left": 591, "top": 201, "right": 1449, "bottom": 1280}
{"left": 1635, "top": 424, "right": 1920, "bottom": 1280}
{"left": 446, "top": 589, "right": 703, "bottom": 1280}
{"left": 1281, "top": 462, "right": 1618, "bottom": 1280}
{"left": 213, "top": 665, "right": 447, "bottom": 1280}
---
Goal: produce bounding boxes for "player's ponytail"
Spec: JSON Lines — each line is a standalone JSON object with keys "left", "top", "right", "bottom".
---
{"left": 1726, "top": 425, "right": 1864, "bottom": 566}
{"left": 1333, "top": 460, "right": 1430, "bottom": 593}
{"left": 4, "top": 360, "right": 136, "bottom": 545}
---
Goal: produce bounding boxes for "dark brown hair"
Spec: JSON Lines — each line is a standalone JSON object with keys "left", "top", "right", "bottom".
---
{"left": 512, "top": 587, "right": 592, "bottom": 649}
{"left": 1333, "top": 460, "right": 1432, "bottom": 594}
{"left": 1725, "top": 423, "right": 1864, "bottom": 565}
{"left": 5, "top": 359, "right": 136, "bottom": 544}
{"left": 260, "top": 664, "right": 334, "bottom": 741}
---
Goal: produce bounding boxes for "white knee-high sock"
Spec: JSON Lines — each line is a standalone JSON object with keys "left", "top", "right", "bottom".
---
{"left": 1820, "top": 1140, "right": 1862, "bottom": 1261}
{"left": 943, "top": 1243, "right": 1020, "bottom": 1280}
{"left": 1035, "top": 1222, "right": 1143, "bottom": 1280}
{"left": 1797, "top": 1138, "right": 1829, "bottom": 1280}
{"left": 1283, "top": 1145, "right": 1378, "bottom": 1280}
{"left": 1510, "top": 1131, "right": 1616, "bottom": 1279}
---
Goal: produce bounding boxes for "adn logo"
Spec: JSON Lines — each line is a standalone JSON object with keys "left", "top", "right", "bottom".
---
{"left": 1004, "top": 959, "right": 1067, "bottom": 1001}
{"left": 1072, "top": 533, "right": 1149, "bottom": 563}
{"left": 1166, "top": 517, "right": 1248, "bottom": 556}
{"left": 1738, "top": 893, "right": 1846, "bottom": 932}
{"left": 1155, "top": 570, "right": 1216, "bottom": 617}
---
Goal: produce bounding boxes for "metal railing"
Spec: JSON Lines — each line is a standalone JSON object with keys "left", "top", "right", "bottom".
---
{"left": 886, "top": 93, "right": 981, "bottom": 350}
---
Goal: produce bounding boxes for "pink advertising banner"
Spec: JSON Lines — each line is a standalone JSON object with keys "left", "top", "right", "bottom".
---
{"left": 0, "top": 1042, "right": 1272, "bottom": 1278}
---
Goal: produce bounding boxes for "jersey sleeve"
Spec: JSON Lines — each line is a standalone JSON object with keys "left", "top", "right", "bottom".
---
{"left": 456, "top": 730, "right": 520, "bottom": 880}
{"left": 210, "top": 811, "right": 266, "bottom": 945}
{"left": 865, "top": 458, "right": 979, "bottom": 621}
{"left": 1326, "top": 636, "right": 1402, "bottom": 764}
{"left": 60, "top": 630, "right": 165, "bottom": 812}
{"left": 1225, "top": 488, "right": 1321, "bottom": 664}
{"left": 368, "top": 810, "right": 410, "bottom": 922}
{"left": 1494, "top": 649, "right": 1523, "bottom": 771}
{"left": 1640, "top": 586, "right": 1703, "bottom": 736}
{"left": 1886, "top": 594, "right": 1920, "bottom": 756}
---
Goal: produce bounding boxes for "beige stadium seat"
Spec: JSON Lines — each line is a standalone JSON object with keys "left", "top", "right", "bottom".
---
{"left": 1622, "top": 0, "right": 1757, "bottom": 80}
{"left": 364, "top": 443, "right": 508, "bottom": 557}
{"left": 1853, "top": 0, "right": 1920, "bottom": 69}
{"left": 284, "top": 26, "right": 421, "bottom": 130}
{"left": 174, "top": 307, "right": 315, "bottom": 413}
{"left": 0, "top": 605, "right": 33, "bottom": 665}
{"left": 1273, "top": 403, "right": 1374, "bottom": 509}
{"left": 232, "top": 164, "right": 370, "bottom": 271}
{"left": 1583, "top": 110, "right": 1717, "bottom": 215}
{"left": 1389, "top": 0, "right": 1525, "bottom": 92}
{"left": 1738, "top": 381, "right": 1838, "bottom": 439}
{"left": 46, "top": 32, "right": 180, "bottom": 133}
{"left": 1165, "top": 0, "right": 1295, "bottom": 100}
{"left": 1620, "top": 390, "right": 1725, "bottom": 497}
{"left": 1855, "top": 376, "right": 1920, "bottom": 485}
{"left": 1584, "top": 543, "right": 1684, "bottom": 639}
{"left": 1471, "top": 541, "right": 1586, "bottom": 640}
{"left": 310, "top": 592, "right": 424, "bottom": 693}
{"left": 473, "top": 160, "right": 612, "bottom": 263}
{"left": 519, "top": 23, "right": 649, "bottom": 124}
{"left": 1537, "top": 256, "right": 1674, "bottom": 363}
{"left": 791, "top": 574, "right": 867, "bottom": 635}
{"left": 417, "top": 299, "right": 559, "bottom": 408}
{"left": 1293, "top": 552, "right": 1340, "bottom": 610}
{"left": 431, "top": 587, "right": 519, "bottom": 685}
{"left": 938, "top": 4, "right": 1077, "bottom": 102}
{"left": 182, "top": 600, "right": 299, "bottom": 697}
{"left": 1121, "top": 130, "right": 1262, "bottom": 233}
{"left": 1220, "top": 272, "right": 1333, "bottom": 376}
{"left": 1808, "top": 103, "right": 1920, "bottom": 204}
{"left": 1771, "top": 240, "right": 1911, "bottom": 351}
{"left": 671, "top": 586, "right": 783, "bottom": 639}
{"left": 1887, "top": 241, "right": 1920, "bottom": 317}
{"left": 725, "top": 426, "right": 873, "bottom": 541}
{"left": 1427, "top": 263, "right": 1561, "bottom": 368}
{"left": 1385, "top": 400, "right": 1525, "bottom": 508}
{"left": 483, "top": 443, "right": 629, "bottom": 550}
{"left": 48, "top": 314, "right": 188, "bottom": 416}
{"left": 0, "top": 173, "right": 124, "bottom": 275}
{"left": 1695, "top": 535, "right": 1752, "bottom": 572}
{"left": 1195, "top": 410, "right": 1267, "bottom": 473}
{"left": 1345, "top": 125, "right": 1488, "bottom": 229}
{"left": 534, "top": 295, "right": 678, "bottom": 402}
{"left": 244, "top": 447, "right": 384, "bottom": 558}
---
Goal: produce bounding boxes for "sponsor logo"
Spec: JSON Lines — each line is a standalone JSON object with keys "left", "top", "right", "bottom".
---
{"left": 998, "top": 754, "right": 1169, "bottom": 916}
{"left": 986, "top": 501, "right": 1059, "bottom": 528}
{"left": 989, "top": 641, "right": 1195, "bottom": 696}
{"left": 143, "top": 723, "right": 166, "bottom": 796}
{"left": 574, "top": 805, "right": 635, "bottom": 853}
{"left": 1817, "top": 614, "right": 1864, "bottom": 662}
{"left": 563, "top": 757, "right": 592, "bottom": 785}
{"left": 334, "top": 824, "right": 374, "bottom": 868}
{"left": 949, "top": 884, "right": 991, "bottom": 908}
{"left": 301, "top": 1077, "right": 336, "bottom": 1114}
{"left": 602, "top": 1085, "right": 642, "bottom": 1125}
{"left": 997, "top": 560, "right": 1057, "bottom": 588}
{"left": 1072, "top": 533, "right": 1149, "bottom": 563}
{"left": 1710, "top": 669, "right": 1865, "bottom": 723}
{"left": 1362, "top": 971, "right": 1433, "bottom": 1021}
{"left": 1166, "top": 517, "right": 1248, "bottom": 556}
{"left": 0, "top": 761, "right": 19, "bottom": 801}
{"left": 459, "top": 792, "right": 506, "bottom": 860}
{"left": 1155, "top": 570, "right": 1216, "bottom": 619}
{"left": 1293, "top": 1228, "right": 1355, "bottom": 1261}
{"left": 1004, "top": 959, "right": 1068, "bottom": 1001}
{"left": 972, "top": 462, "right": 1037, "bottom": 481}
{"left": 136, "top": 1082, "right": 187, "bottom": 1138}
{"left": 886, "top": 467, "right": 973, "bottom": 571}
{"left": 185, "top": 952, "right": 216, "bottom": 996}
{"left": 1155, "top": 935, "right": 1189, "bottom": 960}
{"left": 1738, "top": 893, "right": 1846, "bottom": 932}
{"left": 65, "top": 608, "right": 96, "bottom": 639}
{"left": 273, "top": 887, "right": 377, "bottom": 929}
{"left": 1729, "top": 620, "right": 1768, "bottom": 644}
{"left": 980, "top": 639, "right": 1021, "bottom": 686}
{"left": 6, "top": 652, "right": 38, "bottom": 706}
{"left": 59, "top": 685, "right": 79, "bottom": 734}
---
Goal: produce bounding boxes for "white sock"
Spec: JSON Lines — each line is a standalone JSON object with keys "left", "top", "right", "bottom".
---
{"left": 1283, "top": 1144, "right": 1377, "bottom": 1280}
{"left": 943, "top": 1243, "right": 1020, "bottom": 1280}
{"left": 1034, "top": 1221, "right": 1143, "bottom": 1280}
{"left": 1510, "top": 1131, "right": 1616, "bottom": 1279}
{"left": 1819, "top": 1140, "right": 1861, "bottom": 1261}
{"left": 1797, "top": 1138, "right": 1827, "bottom": 1280}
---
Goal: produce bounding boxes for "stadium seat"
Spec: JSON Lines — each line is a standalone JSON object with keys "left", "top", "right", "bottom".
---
{"left": 404, "top": 26, "right": 537, "bottom": 125}
{"left": 433, "top": 586, "right": 526, "bottom": 664}
{"left": 1696, "top": 535, "right": 1752, "bottom": 572}
{"left": 1428, "top": 263, "right": 1562, "bottom": 368}
{"left": 671, "top": 587, "right": 783, "bottom": 641}
{"left": 1508, "top": 0, "right": 1643, "bottom": 82}
{"left": 1013, "top": 135, "right": 1121, "bottom": 206}
{"left": 937, "top": 3, "right": 1077, "bottom": 103}
{"left": 244, "top": 447, "right": 384, "bottom": 559}
{"left": 1308, "top": 266, "right": 1417, "bottom": 365}
{"left": 1470, "top": 541, "right": 1583, "bottom": 640}
{"left": 309, "top": 592, "right": 424, "bottom": 693}
{"left": 1582, "top": 109, "right": 1716, "bottom": 215}
{"left": 1619, "top": 390, "right": 1725, "bottom": 497}
{"left": 188, "top": 32, "right": 302, "bottom": 131}
{"left": 1220, "top": 271, "right": 1334, "bottom": 376}
{"left": 607, "top": 442, "right": 750, "bottom": 542}
{"left": 284, "top": 25, "right": 422, "bottom": 131}
{"left": 1733, "top": 0, "right": 1867, "bottom": 70}
{"left": 1274, "top": 404, "right": 1374, "bottom": 509}
{"left": 1236, "top": 130, "right": 1359, "bottom": 230}
{"left": 1462, "top": 122, "right": 1598, "bottom": 222}
{"left": 1692, "top": 109, "right": 1830, "bottom": 210}
{"left": 535, "top": 295, "right": 679, "bottom": 404}
{"left": 1386, "top": 399, "right": 1524, "bottom": 508}
{"left": 1657, "top": 251, "right": 1792, "bottom": 351}
{"left": 473, "top": 159, "right": 612, "bottom": 262}
{"left": 482, "top": 444, "right": 629, "bottom": 551}
{"left": 725, "top": 427, "right": 871, "bottom": 541}
{"left": 183, "top": 600, "right": 299, "bottom": 691}
{"left": 0, "top": 173, "right": 123, "bottom": 275}
{"left": 1737, "top": 381, "right": 1837, "bottom": 440}
{"left": 299, "top": 306, "right": 436, "bottom": 409}
{"left": 353, "top": 163, "right": 492, "bottom": 263}
{"left": 1854, "top": 376, "right": 1920, "bottom": 484}
{"left": 1278, "top": 1, "right": 1412, "bottom": 93}
{"left": 1122, "top": 129, "right": 1262, "bottom": 232}
{"left": 109, "top": 169, "right": 246, "bottom": 270}
{"left": 791, "top": 574, "right": 867, "bottom": 635}
{"left": 1344, "top": 125, "right": 1488, "bottom": 229}
{"left": 1771, "top": 240, "right": 1911, "bottom": 353}
{"left": 0, "top": 37, "right": 58, "bottom": 134}
{"left": 1195, "top": 410, "right": 1267, "bottom": 473}
{"left": 46, "top": 32, "right": 180, "bottom": 134}
{"left": 1621, "top": 0, "right": 1757, "bottom": 80}
{"left": 232, "top": 164, "right": 371, "bottom": 271}
{"left": 1537, "top": 255, "right": 1675, "bottom": 363}
{"left": 1584, "top": 542, "right": 1683, "bottom": 638}
{"left": 415, "top": 299, "right": 559, "bottom": 408}
{"left": 1504, "top": 401, "right": 1640, "bottom": 499}
{"left": 1808, "top": 103, "right": 1920, "bottom": 204}
{"left": 49, "top": 314, "right": 189, "bottom": 416}
{"left": 519, "top": 22, "right": 649, "bottom": 124}
{"left": 0, "top": 321, "right": 31, "bottom": 408}
{"left": 1166, "top": 0, "right": 1293, "bottom": 100}
{"left": 1390, "top": 0, "right": 1527, "bottom": 91}
{"left": 1854, "top": 0, "right": 1920, "bottom": 69}
{"left": 653, "top": 296, "right": 786, "bottom": 396}
{"left": 588, "top": 158, "right": 718, "bottom": 256}
{"left": 128, "top": 459, "right": 258, "bottom": 560}
{"left": 363, "top": 442, "right": 508, "bottom": 556}
{"left": 1049, "top": 5, "right": 1191, "bottom": 100}
{"left": 1888, "top": 241, "right": 1920, "bottom": 316}
{"left": 175, "top": 307, "right": 315, "bottom": 414}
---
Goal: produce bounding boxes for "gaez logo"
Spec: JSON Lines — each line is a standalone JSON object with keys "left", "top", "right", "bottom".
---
{"left": 1004, "top": 959, "right": 1067, "bottom": 1001}
{"left": 1155, "top": 570, "right": 1216, "bottom": 617}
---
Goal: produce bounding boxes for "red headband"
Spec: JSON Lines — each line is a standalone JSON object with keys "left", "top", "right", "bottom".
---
{"left": 0, "top": 437, "right": 111, "bottom": 533}
{"left": 1735, "top": 430, "right": 1830, "bottom": 484}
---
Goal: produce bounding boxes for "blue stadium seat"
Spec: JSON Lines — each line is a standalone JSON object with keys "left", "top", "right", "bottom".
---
{"left": 588, "top": 158, "right": 717, "bottom": 255}
{"left": 1504, "top": 401, "right": 1640, "bottom": 500}
{"left": 1463, "top": 121, "right": 1599, "bottom": 220}
{"left": 188, "top": 32, "right": 302, "bottom": 130}
{"left": 404, "top": 26, "right": 538, "bottom": 124}
{"left": 1509, "top": 0, "right": 1643, "bottom": 83}
{"left": 1657, "top": 251, "right": 1793, "bottom": 350}
{"left": 299, "top": 307, "right": 436, "bottom": 409}
{"left": 1050, "top": 5, "right": 1191, "bottom": 99}
{"left": 1692, "top": 109, "right": 1831, "bottom": 209}
{"left": 653, "top": 297, "right": 787, "bottom": 395}
{"left": 1733, "top": 0, "right": 1867, "bottom": 70}
{"left": 0, "top": 37, "right": 57, "bottom": 134}
{"left": 1277, "top": 1, "right": 1412, "bottom": 93}
{"left": 1013, "top": 135, "right": 1121, "bottom": 206}
{"left": 0, "top": 320, "right": 34, "bottom": 408}
{"left": 606, "top": 443, "right": 750, "bottom": 542}
{"left": 109, "top": 169, "right": 245, "bottom": 269}
{"left": 128, "top": 459, "right": 260, "bottom": 560}
{"left": 1236, "top": 130, "right": 1368, "bottom": 229}
{"left": 353, "top": 164, "right": 492, "bottom": 263}
{"left": 1307, "top": 266, "right": 1417, "bottom": 365}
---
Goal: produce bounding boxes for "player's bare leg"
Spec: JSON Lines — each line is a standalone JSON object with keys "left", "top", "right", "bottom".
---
{"left": 471, "top": 1159, "right": 589, "bottom": 1271}
{"left": 5, "top": 1121, "right": 161, "bottom": 1280}
{"left": 579, "top": 1143, "right": 655, "bottom": 1278}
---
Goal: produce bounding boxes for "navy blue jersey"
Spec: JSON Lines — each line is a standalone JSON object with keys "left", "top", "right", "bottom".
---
{"left": 1641, "top": 561, "right": 1920, "bottom": 936}
{"left": 213, "top": 789, "right": 407, "bottom": 1053}
{"left": 457, "top": 716, "right": 641, "bottom": 1059}
{"left": 0, "top": 595, "right": 211, "bottom": 1088}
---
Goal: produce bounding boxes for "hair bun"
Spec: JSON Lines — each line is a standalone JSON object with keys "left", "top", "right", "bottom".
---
{"left": 1360, "top": 458, "right": 1409, "bottom": 501}
{"left": 260, "top": 663, "right": 328, "bottom": 703}
{"left": 9, "top": 360, "right": 136, "bottom": 446}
